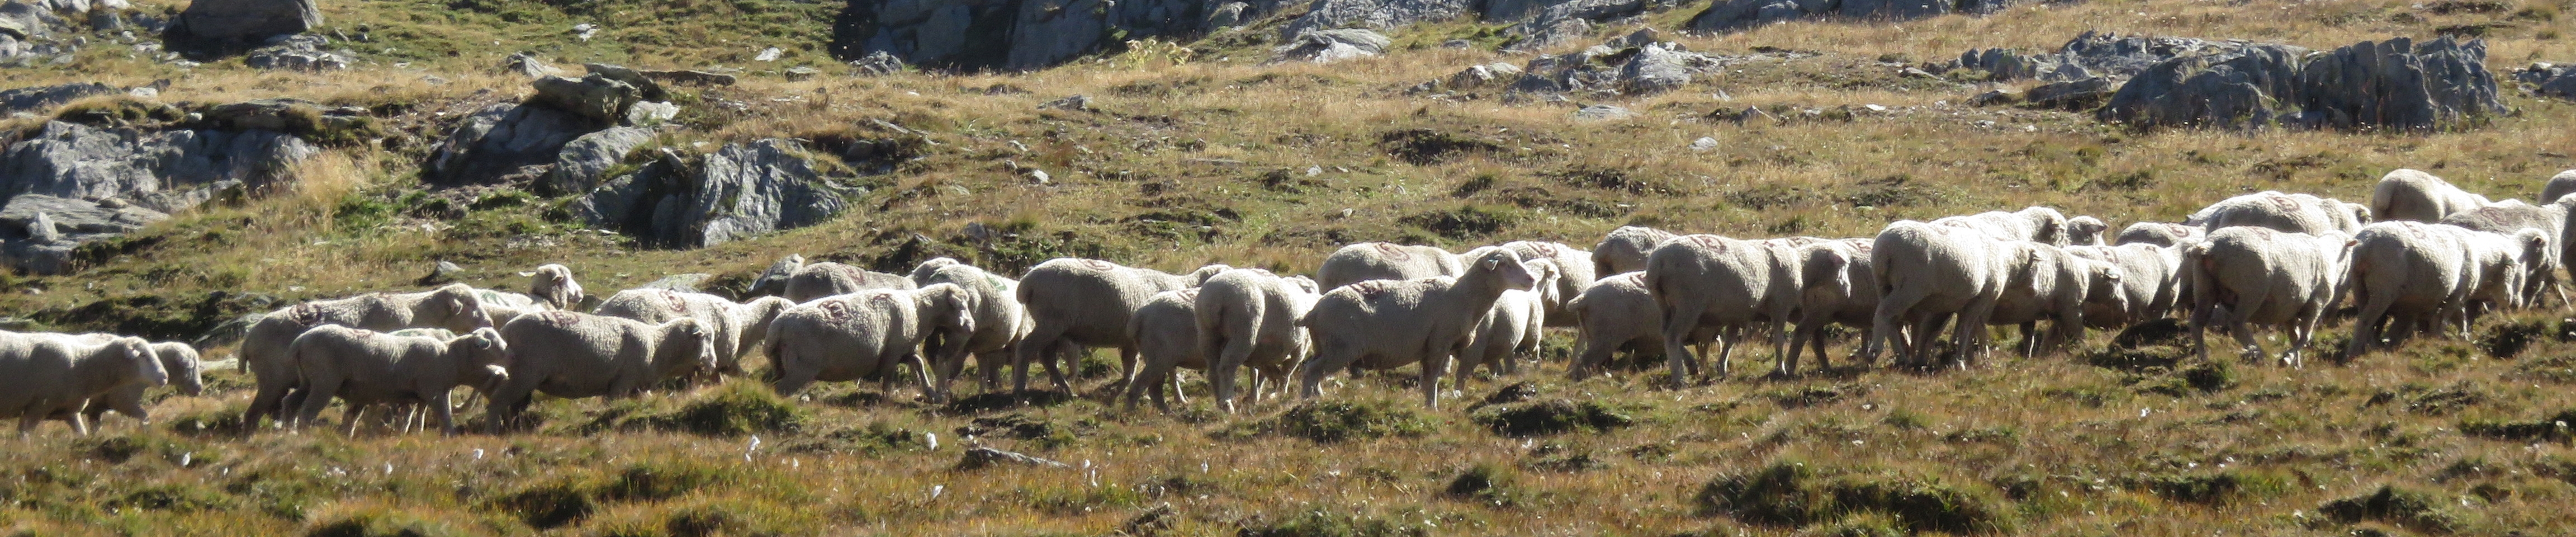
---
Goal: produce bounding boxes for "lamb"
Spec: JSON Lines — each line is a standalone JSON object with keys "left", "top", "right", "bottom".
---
{"left": 2342, "top": 222, "right": 2545, "bottom": 359}
{"left": 912, "top": 260, "right": 1034, "bottom": 401}
{"left": 0, "top": 333, "right": 165, "bottom": 435}
{"left": 1298, "top": 248, "right": 1537, "bottom": 408}
{"left": 1315, "top": 243, "right": 1462, "bottom": 291}
{"left": 1122, "top": 289, "right": 1206, "bottom": 412}
{"left": 2114, "top": 222, "right": 2206, "bottom": 247}
{"left": 2066, "top": 216, "right": 2109, "bottom": 246}
{"left": 1785, "top": 239, "right": 1880, "bottom": 375}
{"left": 1932, "top": 206, "right": 2072, "bottom": 246}
{"left": 1500, "top": 241, "right": 1595, "bottom": 326}
{"left": 2542, "top": 169, "right": 2576, "bottom": 204}
{"left": 593, "top": 289, "right": 796, "bottom": 377}
{"left": 2185, "top": 228, "right": 2354, "bottom": 368}
{"left": 2441, "top": 199, "right": 2568, "bottom": 305}
{"left": 782, "top": 261, "right": 918, "bottom": 303}
{"left": 1645, "top": 234, "right": 1803, "bottom": 383}
{"left": 1982, "top": 243, "right": 2125, "bottom": 357}
{"left": 2371, "top": 168, "right": 2494, "bottom": 223}
{"left": 2066, "top": 243, "right": 2187, "bottom": 327}
{"left": 2189, "top": 191, "right": 2371, "bottom": 234}
{"left": 1456, "top": 259, "right": 1556, "bottom": 380}
{"left": 75, "top": 340, "right": 207, "bottom": 425}
{"left": 1593, "top": 225, "right": 1678, "bottom": 276}
{"left": 766, "top": 284, "right": 975, "bottom": 397}
{"left": 1564, "top": 272, "right": 1684, "bottom": 379}
{"left": 523, "top": 263, "right": 585, "bottom": 309}
{"left": 485, "top": 312, "right": 715, "bottom": 431}
{"left": 281, "top": 326, "right": 511, "bottom": 435}
{"left": 238, "top": 284, "right": 495, "bottom": 426}
{"left": 1012, "top": 258, "right": 1228, "bottom": 394}
{"left": 1195, "top": 268, "right": 1322, "bottom": 413}
{"left": 1869, "top": 221, "right": 2015, "bottom": 368}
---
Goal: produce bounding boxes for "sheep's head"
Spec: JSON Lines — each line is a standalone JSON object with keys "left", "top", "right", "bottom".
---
{"left": 659, "top": 318, "right": 718, "bottom": 376}
{"left": 118, "top": 337, "right": 168, "bottom": 387}
{"left": 2023, "top": 206, "right": 2071, "bottom": 246}
{"left": 432, "top": 284, "right": 495, "bottom": 331}
{"left": 153, "top": 342, "right": 205, "bottom": 396}
{"left": 2066, "top": 216, "right": 2108, "bottom": 246}
{"left": 1472, "top": 249, "right": 1536, "bottom": 291}
{"left": 1189, "top": 264, "right": 1233, "bottom": 284}
{"left": 1284, "top": 275, "right": 1320, "bottom": 295}
{"left": 916, "top": 284, "right": 978, "bottom": 340}
{"left": 910, "top": 257, "right": 964, "bottom": 283}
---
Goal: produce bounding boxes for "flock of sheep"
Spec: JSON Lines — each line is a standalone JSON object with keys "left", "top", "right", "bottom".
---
{"left": 6, "top": 167, "right": 2574, "bottom": 436}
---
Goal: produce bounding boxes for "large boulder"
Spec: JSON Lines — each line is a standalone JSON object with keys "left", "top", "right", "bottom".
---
{"left": 423, "top": 102, "right": 598, "bottom": 186}
{"left": 2096, "top": 44, "right": 2303, "bottom": 127}
{"left": 1957, "top": 31, "right": 2288, "bottom": 83}
{"left": 2518, "top": 63, "right": 2576, "bottom": 101}
{"left": 0, "top": 194, "right": 167, "bottom": 274}
{"left": 2293, "top": 36, "right": 2505, "bottom": 131}
{"left": 543, "top": 126, "right": 654, "bottom": 195}
{"left": 1269, "top": 28, "right": 1389, "bottom": 64}
{"left": 834, "top": 0, "right": 1263, "bottom": 71}
{"left": 0, "top": 120, "right": 311, "bottom": 202}
{"left": 1278, "top": 0, "right": 1475, "bottom": 38}
{"left": 169, "top": 0, "right": 319, "bottom": 49}
{"left": 242, "top": 34, "right": 350, "bottom": 71}
{"left": 530, "top": 74, "right": 641, "bottom": 125}
{"left": 575, "top": 139, "right": 855, "bottom": 248}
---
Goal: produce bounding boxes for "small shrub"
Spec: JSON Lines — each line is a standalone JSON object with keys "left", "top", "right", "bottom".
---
{"left": 1470, "top": 399, "right": 1635, "bottom": 437}
{"left": 1399, "top": 205, "right": 1521, "bottom": 241}
{"left": 600, "top": 381, "right": 808, "bottom": 436}
{"left": 2479, "top": 317, "right": 2550, "bottom": 359}
{"left": 492, "top": 483, "right": 595, "bottom": 530}
{"left": 2316, "top": 485, "right": 2465, "bottom": 534}
{"left": 1237, "top": 508, "right": 1433, "bottom": 537}
{"left": 1696, "top": 460, "right": 2015, "bottom": 534}
{"left": 106, "top": 483, "right": 234, "bottom": 512}
{"left": 1266, "top": 399, "right": 1432, "bottom": 442}
{"left": 1379, "top": 129, "right": 1500, "bottom": 166}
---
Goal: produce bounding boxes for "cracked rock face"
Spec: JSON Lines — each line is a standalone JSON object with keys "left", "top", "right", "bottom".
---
{"left": 575, "top": 139, "right": 855, "bottom": 248}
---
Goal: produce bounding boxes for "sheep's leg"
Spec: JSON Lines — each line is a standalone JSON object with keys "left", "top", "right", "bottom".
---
{"left": 905, "top": 353, "right": 937, "bottom": 400}
{"left": 1869, "top": 285, "right": 1928, "bottom": 368}
{"left": 1955, "top": 296, "right": 2001, "bottom": 368}
{"left": 1124, "top": 357, "right": 1169, "bottom": 412}
{"left": 1713, "top": 326, "right": 1740, "bottom": 380}
{"left": 1009, "top": 329, "right": 1061, "bottom": 394}
{"left": 293, "top": 377, "right": 342, "bottom": 432}
{"left": 2226, "top": 300, "right": 2268, "bottom": 364}
{"left": 2286, "top": 306, "right": 2326, "bottom": 369}
{"left": 1038, "top": 343, "right": 1078, "bottom": 394}
{"left": 1213, "top": 334, "right": 1258, "bottom": 413}
{"left": 1661, "top": 301, "right": 1708, "bottom": 388}
{"left": 1420, "top": 351, "right": 1450, "bottom": 410}
{"left": 1569, "top": 335, "right": 1611, "bottom": 381}
{"left": 2015, "top": 322, "right": 2039, "bottom": 357}
{"left": 429, "top": 393, "right": 458, "bottom": 436}
{"left": 340, "top": 406, "right": 364, "bottom": 437}
{"left": 2343, "top": 298, "right": 2391, "bottom": 361}
{"left": 1296, "top": 341, "right": 1357, "bottom": 399}
{"left": 246, "top": 383, "right": 292, "bottom": 427}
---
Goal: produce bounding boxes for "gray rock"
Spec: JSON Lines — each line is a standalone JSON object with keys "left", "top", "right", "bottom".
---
{"left": 746, "top": 253, "right": 802, "bottom": 295}
{"left": 1689, "top": 136, "right": 1718, "bottom": 151}
{"left": 0, "top": 82, "right": 112, "bottom": 116}
{"left": 849, "top": 50, "right": 905, "bottom": 76}
{"left": 420, "top": 260, "right": 462, "bottom": 284}
{"left": 1621, "top": 44, "right": 1707, "bottom": 94}
{"left": 1038, "top": 94, "right": 1093, "bottom": 112}
{"left": 784, "top": 65, "right": 821, "bottom": 81}
{"left": 530, "top": 74, "right": 640, "bottom": 125}
{"left": 624, "top": 100, "right": 678, "bottom": 127}
{"left": 543, "top": 126, "right": 653, "bottom": 195}
{"left": 958, "top": 446, "right": 1068, "bottom": 469}
{"left": 1956, "top": 31, "right": 2296, "bottom": 83}
{"left": 580, "top": 63, "right": 669, "bottom": 101}
{"left": 1270, "top": 28, "right": 1389, "bottom": 64}
{"left": 1447, "top": 62, "right": 1523, "bottom": 89}
{"left": 0, "top": 194, "right": 169, "bottom": 274}
{"left": 424, "top": 102, "right": 598, "bottom": 186}
{"left": 0, "top": 121, "right": 314, "bottom": 202}
{"left": 640, "top": 69, "right": 736, "bottom": 87}
{"left": 2097, "top": 44, "right": 2302, "bottom": 126}
{"left": 2023, "top": 77, "right": 2117, "bottom": 110}
{"left": 504, "top": 52, "right": 559, "bottom": 78}
{"left": 2519, "top": 63, "right": 2576, "bottom": 101}
{"left": 2293, "top": 36, "right": 2504, "bottom": 131}
{"left": 1573, "top": 104, "right": 1635, "bottom": 120}
{"left": 572, "top": 148, "right": 683, "bottom": 239}
{"left": 0, "top": 2, "right": 51, "bottom": 41}
{"left": 837, "top": 0, "right": 1263, "bottom": 71}
{"left": 1967, "top": 88, "right": 2021, "bottom": 106}
{"left": 1207, "top": 1, "right": 1249, "bottom": 27}
{"left": 638, "top": 272, "right": 713, "bottom": 293}
{"left": 577, "top": 140, "right": 854, "bottom": 248}
{"left": 1278, "top": 0, "right": 1474, "bottom": 40}
{"left": 243, "top": 34, "right": 349, "bottom": 71}
{"left": 172, "top": 0, "right": 319, "bottom": 46}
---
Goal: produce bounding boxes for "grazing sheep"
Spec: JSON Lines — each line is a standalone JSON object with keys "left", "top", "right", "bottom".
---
{"left": 2343, "top": 222, "right": 2545, "bottom": 359}
{"left": 77, "top": 340, "right": 206, "bottom": 425}
{"left": 2441, "top": 199, "right": 2568, "bottom": 305}
{"left": 1123, "top": 289, "right": 1206, "bottom": 412}
{"left": 913, "top": 261, "right": 1034, "bottom": 401}
{"left": 747, "top": 254, "right": 808, "bottom": 296}
{"left": 473, "top": 288, "right": 548, "bottom": 326}
{"left": 1645, "top": 234, "right": 1803, "bottom": 382}
{"left": 239, "top": 284, "right": 495, "bottom": 426}
{"left": 1315, "top": 243, "right": 1462, "bottom": 291}
{"left": 2190, "top": 191, "right": 2371, "bottom": 234}
{"left": 523, "top": 264, "right": 585, "bottom": 309}
{"left": 282, "top": 326, "right": 510, "bottom": 435}
{"left": 594, "top": 289, "right": 796, "bottom": 376}
{"left": 1298, "top": 248, "right": 1537, "bottom": 408}
{"left": 1593, "top": 225, "right": 1678, "bottom": 276}
{"left": 1012, "top": 258, "right": 1228, "bottom": 394}
{"left": 1933, "top": 206, "right": 2072, "bottom": 245}
{"left": 1195, "top": 268, "right": 1322, "bottom": 413}
{"left": 2372, "top": 168, "right": 2494, "bottom": 223}
{"left": 2185, "top": 228, "right": 2354, "bottom": 368}
{"left": 485, "top": 312, "right": 715, "bottom": 431}
{"left": 1786, "top": 239, "right": 1880, "bottom": 374}
{"left": 1983, "top": 243, "right": 2125, "bottom": 357}
{"left": 908, "top": 257, "right": 965, "bottom": 284}
{"left": 0, "top": 333, "right": 165, "bottom": 435}
{"left": 766, "top": 285, "right": 975, "bottom": 397}
{"left": 1457, "top": 260, "right": 1556, "bottom": 380}
{"left": 783, "top": 261, "right": 918, "bottom": 303}
{"left": 1565, "top": 272, "right": 1688, "bottom": 379}
{"left": 1500, "top": 241, "right": 1595, "bottom": 327}
{"left": 2114, "top": 222, "right": 2206, "bottom": 248}
{"left": 2542, "top": 169, "right": 2576, "bottom": 204}
{"left": 2067, "top": 243, "right": 2187, "bottom": 327}
{"left": 2066, "top": 216, "right": 2110, "bottom": 246}
{"left": 1869, "top": 221, "right": 2015, "bottom": 368}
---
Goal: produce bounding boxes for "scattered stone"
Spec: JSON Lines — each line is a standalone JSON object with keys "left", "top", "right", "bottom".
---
{"left": 2025, "top": 77, "right": 2119, "bottom": 110}
{"left": 624, "top": 100, "right": 678, "bottom": 126}
{"left": 1958, "top": 31, "right": 2300, "bottom": 83}
{"left": 531, "top": 74, "right": 641, "bottom": 125}
{"left": 503, "top": 52, "right": 560, "bottom": 78}
{"left": 0, "top": 120, "right": 309, "bottom": 203}
{"left": 1270, "top": 28, "right": 1389, "bottom": 64}
{"left": 784, "top": 65, "right": 820, "bottom": 81}
{"left": 1689, "top": 136, "right": 1718, "bottom": 151}
{"left": 0, "top": 82, "right": 112, "bottom": 116}
{"left": 2518, "top": 62, "right": 2576, "bottom": 101}
{"left": 956, "top": 446, "right": 1068, "bottom": 470}
{"left": 849, "top": 50, "right": 905, "bottom": 76}
{"left": 581, "top": 63, "right": 669, "bottom": 101}
{"left": 1621, "top": 43, "right": 1713, "bottom": 95}
{"left": 754, "top": 46, "right": 781, "bottom": 62}
{"left": 243, "top": 34, "right": 350, "bottom": 71}
{"left": 169, "top": 0, "right": 319, "bottom": 49}
{"left": 1447, "top": 62, "right": 1524, "bottom": 90}
{"left": 1281, "top": 0, "right": 1473, "bottom": 39}
{"left": 0, "top": 194, "right": 169, "bottom": 274}
{"left": 571, "top": 22, "right": 596, "bottom": 41}
{"left": 640, "top": 68, "right": 736, "bottom": 87}
{"left": 574, "top": 139, "right": 855, "bottom": 248}
{"left": 1025, "top": 168, "right": 1050, "bottom": 185}
{"left": 1694, "top": 0, "right": 2028, "bottom": 32}
{"left": 1038, "top": 95, "right": 1093, "bottom": 112}
{"left": 1573, "top": 104, "right": 1635, "bottom": 120}
{"left": 1967, "top": 88, "right": 2021, "bottom": 106}
{"left": 123, "top": 87, "right": 154, "bottom": 99}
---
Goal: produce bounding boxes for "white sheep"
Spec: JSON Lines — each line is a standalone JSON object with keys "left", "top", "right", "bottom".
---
{"left": 912, "top": 261, "right": 1034, "bottom": 401}
{"left": 1298, "top": 248, "right": 1537, "bottom": 408}
{"left": 2372, "top": 168, "right": 2494, "bottom": 223}
{"left": 1592, "top": 225, "right": 1677, "bottom": 276}
{"left": 1564, "top": 272, "right": 1686, "bottom": 380}
{"left": 2343, "top": 222, "right": 2545, "bottom": 359}
{"left": 2114, "top": 222, "right": 2206, "bottom": 247}
{"left": 2542, "top": 169, "right": 2576, "bottom": 204}
{"left": 1315, "top": 242, "right": 1462, "bottom": 291}
{"left": 523, "top": 263, "right": 585, "bottom": 309}
{"left": 74, "top": 340, "right": 206, "bottom": 426}
{"left": 783, "top": 261, "right": 918, "bottom": 303}
{"left": 1786, "top": 239, "right": 1879, "bottom": 374}
{"left": 485, "top": 311, "right": 714, "bottom": 431}
{"left": 2189, "top": 191, "right": 2371, "bottom": 234}
{"left": 1012, "top": 258, "right": 1228, "bottom": 394}
{"left": 473, "top": 288, "right": 548, "bottom": 327}
{"left": 1933, "top": 206, "right": 2072, "bottom": 246}
{"left": 2185, "top": 227, "right": 2354, "bottom": 368}
{"left": 1124, "top": 289, "right": 1205, "bottom": 412}
{"left": 1500, "top": 241, "right": 1594, "bottom": 326}
{"left": 1456, "top": 258, "right": 1555, "bottom": 381}
{"left": 766, "top": 284, "right": 974, "bottom": 397}
{"left": 1982, "top": 243, "right": 2125, "bottom": 357}
{"left": 1644, "top": 234, "right": 1803, "bottom": 383}
{"left": 594, "top": 289, "right": 796, "bottom": 378}
{"left": 2441, "top": 199, "right": 2569, "bottom": 305}
{"left": 2066, "top": 243, "right": 2187, "bottom": 327}
{"left": 282, "top": 326, "right": 510, "bottom": 435}
{"left": 0, "top": 333, "right": 165, "bottom": 435}
{"left": 238, "top": 284, "right": 495, "bottom": 426}
{"left": 2066, "top": 216, "right": 2109, "bottom": 246}
{"left": 1195, "top": 268, "right": 1321, "bottom": 413}
{"left": 1869, "top": 221, "right": 2016, "bottom": 368}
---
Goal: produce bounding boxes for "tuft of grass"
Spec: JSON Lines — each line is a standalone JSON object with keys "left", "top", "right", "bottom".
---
{"left": 600, "top": 459, "right": 730, "bottom": 502}
{"left": 2315, "top": 484, "right": 2467, "bottom": 534}
{"left": 2138, "top": 470, "right": 2290, "bottom": 505}
{"left": 1442, "top": 463, "right": 1523, "bottom": 507}
{"left": 1237, "top": 508, "right": 1433, "bottom": 537}
{"left": 1240, "top": 399, "right": 1434, "bottom": 443}
{"left": 491, "top": 482, "right": 595, "bottom": 530}
{"left": 304, "top": 506, "right": 473, "bottom": 537}
{"left": 1469, "top": 398, "right": 1636, "bottom": 437}
{"left": 2478, "top": 316, "right": 2551, "bottom": 359}
{"left": 588, "top": 380, "right": 808, "bottom": 436}
{"left": 1696, "top": 460, "right": 2016, "bottom": 535}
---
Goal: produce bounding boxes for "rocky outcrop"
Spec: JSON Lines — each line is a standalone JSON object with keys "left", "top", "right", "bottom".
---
{"left": 424, "top": 102, "right": 596, "bottom": 186}
{"left": 2520, "top": 63, "right": 2576, "bottom": 101}
{"left": 1961, "top": 32, "right": 2505, "bottom": 131}
{"left": 0, "top": 120, "right": 312, "bottom": 202}
{"left": 1691, "top": 0, "right": 2030, "bottom": 33}
{"left": 2291, "top": 36, "right": 2503, "bottom": 131}
{"left": 833, "top": 0, "right": 1270, "bottom": 71}
{"left": 530, "top": 74, "right": 641, "bottom": 125}
{"left": 168, "top": 0, "right": 319, "bottom": 51}
{"left": 1483, "top": 32, "right": 1798, "bottom": 98}
{"left": 243, "top": 34, "right": 351, "bottom": 71}
{"left": 572, "top": 139, "right": 856, "bottom": 248}
{"left": 425, "top": 65, "right": 680, "bottom": 186}
{"left": 1957, "top": 31, "right": 2298, "bottom": 83}
{"left": 0, "top": 82, "right": 113, "bottom": 116}
{"left": 1279, "top": 0, "right": 1474, "bottom": 37}
{"left": 0, "top": 194, "right": 167, "bottom": 274}
{"left": 2095, "top": 43, "right": 2302, "bottom": 128}
{"left": 543, "top": 126, "right": 654, "bottom": 195}
{"left": 1268, "top": 28, "right": 1388, "bottom": 64}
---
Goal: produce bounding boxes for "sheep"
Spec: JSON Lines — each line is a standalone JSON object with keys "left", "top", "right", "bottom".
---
{"left": 2066, "top": 216, "right": 2110, "bottom": 246}
{"left": 2542, "top": 169, "right": 2576, "bottom": 204}
{"left": 766, "top": 284, "right": 975, "bottom": 397}
{"left": 2066, "top": 243, "right": 2187, "bottom": 327}
{"left": 2441, "top": 199, "right": 2568, "bottom": 305}
{"left": 1120, "top": 289, "right": 1206, "bottom": 412}
{"left": 1564, "top": 272, "right": 1688, "bottom": 380}
{"left": 782, "top": 261, "right": 918, "bottom": 303}
{"left": 593, "top": 289, "right": 796, "bottom": 377}
{"left": 0, "top": 333, "right": 165, "bottom": 435}
{"left": 1500, "top": 241, "right": 1594, "bottom": 327}
{"left": 1868, "top": 221, "right": 2016, "bottom": 368}
{"left": 1645, "top": 234, "right": 1803, "bottom": 383}
{"left": 1593, "top": 225, "right": 1678, "bottom": 276}
{"left": 1982, "top": 243, "right": 2125, "bottom": 357}
{"left": 473, "top": 288, "right": 548, "bottom": 326}
{"left": 2115, "top": 222, "right": 2206, "bottom": 247}
{"left": 2371, "top": 168, "right": 2494, "bottom": 223}
{"left": 1315, "top": 242, "right": 1462, "bottom": 291}
{"left": 2185, "top": 228, "right": 2354, "bottom": 368}
{"left": 75, "top": 340, "right": 206, "bottom": 426}
{"left": 523, "top": 263, "right": 585, "bottom": 309}
{"left": 1298, "top": 248, "right": 1537, "bottom": 408}
{"left": 485, "top": 312, "right": 716, "bottom": 431}
{"left": 281, "top": 326, "right": 510, "bottom": 435}
{"left": 1012, "top": 258, "right": 1228, "bottom": 394}
{"left": 1933, "top": 206, "right": 2071, "bottom": 246}
{"left": 1456, "top": 259, "right": 1556, "bottom": 381}
{"left": 2342, "top": 222, "right": 2545, "bottom": 359}
{"left": 2189, "top": 191, "right": 2371, "bottom": 234}
{"left": 1785, "top": 239, "right": 1880, "bottom": 375}
{"left": 1194, "top": 268, "right": 1322, "bottom": 413}
{"left": 238, "top": 284, "right": 495, "bottom": 426}
{"left": 912, "top": 260, "right": 1034, "bottom": 401}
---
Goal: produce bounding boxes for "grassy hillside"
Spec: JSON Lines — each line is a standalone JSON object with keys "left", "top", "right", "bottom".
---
{"left": 0, "top": 0, "right": 2573, "bottom": 534}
